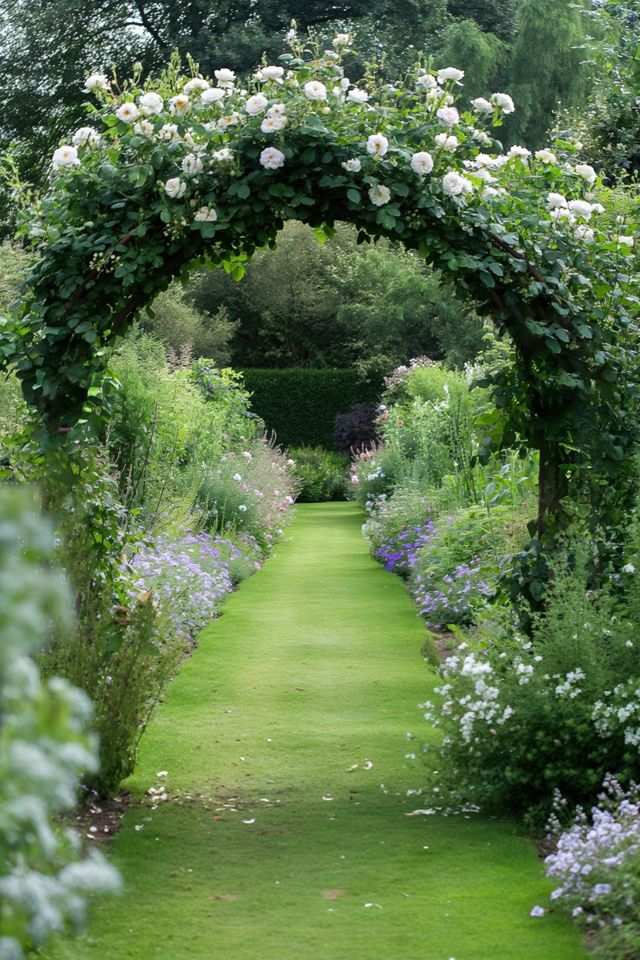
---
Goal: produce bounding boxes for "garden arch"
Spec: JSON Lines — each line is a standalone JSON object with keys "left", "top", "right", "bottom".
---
{"left": 0, "top": 42, "right": 636, "bottom": 559}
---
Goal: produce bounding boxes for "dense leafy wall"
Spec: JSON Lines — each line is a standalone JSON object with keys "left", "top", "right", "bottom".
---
{"left": 242, "top": 367, "right": 379, "bottom": 448}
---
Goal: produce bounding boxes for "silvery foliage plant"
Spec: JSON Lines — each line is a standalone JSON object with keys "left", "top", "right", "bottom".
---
{"left": 0, "top": 490, "right": 120, "bottom": 960}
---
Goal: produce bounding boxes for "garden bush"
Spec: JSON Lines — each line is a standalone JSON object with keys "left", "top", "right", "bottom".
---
{"left": 334, "top": 402, "right": 378, "bottom": 454}
{"left": 420, "top": 538, "right": 640, "bottom": 825}
{"left": 290, "top": 447, "right": 349, "bottom": 502}
{"left": 0, "top": 488, "right": 120, "bottom": 958}
{"left": 241, "top": 368, "right": 379, "bottom": 449}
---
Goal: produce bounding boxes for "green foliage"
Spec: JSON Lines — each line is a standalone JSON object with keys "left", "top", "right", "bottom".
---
{"left": 422, "top": 528, "right": 640, "bottom": 825}
{"left": 290, "top": 446, "right": 348, "bottom": 501}
{"left": 0, "top": 487, "right": 120, "bottom": 956}
{"left": 507, "top": 0, "right": 590, "bottom": 148}
{"left": 438, "top": 20, "right": 508, "bottom": 101}
{"left": 142, "top": 284, "right": 238, "bottom": 362}
{"left": 242, "top": 368, "right": 379, "bottom": 448}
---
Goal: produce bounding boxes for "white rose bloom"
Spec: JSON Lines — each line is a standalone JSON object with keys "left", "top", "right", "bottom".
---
{"left": 194, "top": 205, "right": 218, "bottom": 222}
{"left": 623, "top": 562, "right": 636, "bottom": 574}
{"left": 164, "top": 177, "right": 187, "bottom": 199}
{"left": 471, "top": 97, "right": 492, "bottom": 113}
{"left": 442, "top": 171, "right": 473, "bottom": 197}
{"left": 116, "top": 102, "right": 139, "bottom": 123}
{"left": 472, "top": 129, "right": 491, "bottom": 146}
{"left": 416, "top": 73, "right": 437, "bottom": 90}
{"left": 591, "top": 202, "right": 605, "bottom": 215}
{"left": 508, "top": 145, "right": 531, "bottom": 160}
{"left": 435, "top": 133, "right": 458, "bottom": 151}
{"left": 491, "top": 92, "right": 515, "bottom": 114}
{"left": 436, "top": 106, "right": 460, "bottom": 126}
{"left": 427, "top": 88, "right": 450, "bottom": 107}
{"left": 367, "top": 134, "right": 389, "bottom": 157}
{"left": 139, "top": 92, "right": 164, "bottom": 116}
{"left": 347, "top": 88, "right": 369, "bottom": 103}
{"left": 245, "top": 93, "right": 269, "bottom": 115}
{"left": 182, "top": 153, "right": 204, "bottom": 175}
{"left": 437, "top": 67, "right": 464, "bottom": 84}
{"left": 342, "top": 158, "right": 362, "bottom": 173}
{"left": 473, "top": 167, "right": 496, "bottom": 183}
{"left": 170, "top": 94, "right": 190, "bottom": 114}
{"left": 340, "top": 77, "right": 351, "bottom": 90}
{"left": 268, "top": 103, "right": 286, "bottom": 117}
{"left": 482, "top": 186, "right": 505, "bottom": 201}
{"left": 217, "top": 112, "right": 240, "bottom": 130}
{"left": 535, "top": 149, "right": 557, "bottom": 164}
{"left": 260, "top": 147, "right": 285, "bottom": 169}
{"left": 369, "top": 183, "right": 391, "bottom": 206}
{"left": 84, "top": 72, "right": 109, "bottom": 92}
{"left": 201, "top": 87, "right": 225, "bottom": 105}
{"left": 575, "top": 163, "right": 597, "bottom": 183}
{"left": 184, "top": 77, "right": 209, "bottom": 95}
{"left": 134, "top": 119, "right": 154, "bottom": 138}
{"left": 410, "top": 151, "right": 434, "bottom": 176}
{"left": 304, "top": 80, "right": 328, "bottom": 101}
{"left": 547, "top": 192, "right": 568, "bottom": 209}
{"left": 159, "top": 123, "right": 180, "bottom": 141}
{"left": 574, "top": 224, "right": 595, "bottom": 243}
{"left": 568, "top": 199, "right": 592, "bottom": 219}
{"left": 334, "top": 32, "right": 351, "bottom": 46}
{"left": 261, "top": 115, "right": 287, "bottom": 133}
{"left": 72, "top": 126, "right": 100, "bottom": 147}
{"left": 616, "top": 235, "right": 634, "bottom": 247}
{"left": 52, "top": 145, "right": 80, "bottom": 168}
{"left": 213, "top": 148, "right": 233, "bottom": 161}
{"left": 215, "top": 68, "right": 236, "bottom": 88}
{"left": 550, "top": 207, "right": 574, "bottom": 222}
{"left": 261, "top": 65, "right": 285, "bottom": 81}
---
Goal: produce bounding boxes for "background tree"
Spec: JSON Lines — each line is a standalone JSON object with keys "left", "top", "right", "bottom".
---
{"left": 437, "top": 19, "right": 508, "bottom": 101}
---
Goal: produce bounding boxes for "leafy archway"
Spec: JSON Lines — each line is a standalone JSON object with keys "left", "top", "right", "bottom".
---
{"left": 0, "top": 37, "right": 637, "bottom": 550}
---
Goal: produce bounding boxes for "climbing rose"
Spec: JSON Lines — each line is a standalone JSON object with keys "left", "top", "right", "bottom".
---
{"left": 442, "top": 171, "right": 473, "bottom": 197}
{"left": 52, "top": 145, "right": 80, "bottom": 168}
{"left": 84, "top": 72, "right": 109, "bottom": 92}
{"left": 194, "top": 206, "right": 218, "bottom": 222}
{"left": 367, "top": 134, "right": 389, "bottom": 157}
{"left": 159, "top": 123, "right": 179, "bottom": 141}
{"left": 437, "top": 67, "right": 464, "bottom": 84}
{"left": 116, "top": 102, "right": 139, "bottom": 123}
{"left": 347, "top": 88, "right": 369, "bottom": 103}
{"left": 435, "top": 133, "right": 458, "bottom": 151}
{"left": 181, "top": 153, "right": 203, "bottom": 175}
{"left": 304, "top": 80, "right": 327, "bottom": 100}
{"left": 139, "top": 92, "right": 164, "bottom": 115}
{"left": 342, "top": 158, "right": 362, "bottom": 172}
{"left": 368, "top": 184, "right": 391, "bottom": 206}
{"left": 568, "top": 199, "right": 593, "bottom": 219}
{"left": 169, "top": 94, "right": 190, "bottom": 114}
{"left": 261, "top": 115, "right": 286, "bottom": 133}
{"left": 410, "top": 151, "right": 434, "bottom": 176}
{"left": 535, "top": 149, "right": 557, "bottom": 164}
{"left": 260, "top": 147, "right": 285, "bottom": 170}
{"left": 164, "top": 177, "right": 187, "bottom": 199}
{"left": 471, "top": 97, "right": 492, "bottom": 113}
{"left": 508, "top": 145, "right": 531, "bottom": 160}
{"left": 334, "top": 32, "right": 351, "bottom": 46}
{"left": 215, "top": 68, "right": 235, "bottom": 87}
{"left": 72, "top": 126, "right": 99, "bottom": 147}
{"left": 574, "top": 224, "right": 594, "bottom": 243}
{"left": 547, "top": 192, "right": 568, "bottom": 209}
{"left": 245, "top": 93, "right": 269, "bottom": 115}
{"left": 261, "top": 65, "right": 284, "bottom": 80}
{"left": 213, "top": 148, "right": 233, "bottom": 161}
{"left": 575, "top": 163, "right": 597, "bottom": 183}
{"left": 416, "top": 74, "right": 437, "bottom": 90}
{"left": 268, "top": 103, "right": 286, "bottom": 117}
{"left": 616, "top": 235, "right": 634, "bottom": 248}
{"left": 491, "top": 92, "right": 515, "bottom": 114}
{"left": 202, "top": 88, "right": 225, "bottom": 104}
{"left": 134, "top": 120, "right": 154, "bottom": 138}
{"left": 184, "top": 77, "right": 209, "bottom": 94}
{"left": 436, "top": 106, "right": 459, "bottom": 126}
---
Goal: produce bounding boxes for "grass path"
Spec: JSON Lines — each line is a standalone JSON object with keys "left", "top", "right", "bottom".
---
{"left": 50, "top": 503, "right": 587, "bottom": 960}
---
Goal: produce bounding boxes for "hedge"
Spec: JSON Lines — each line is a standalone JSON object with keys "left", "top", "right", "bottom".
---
{"left": 241, "top": 368, "right": 381, "bottom": 449}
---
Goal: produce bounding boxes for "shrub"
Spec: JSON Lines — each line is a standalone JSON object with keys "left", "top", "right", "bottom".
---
{"left": 241, "top": 368, "right": 380, "bottom": 448}
{"left": 421, "top": 542, "right": 640, "bottom": 825}
{"left": 0, "top": 489, "right": 120, "bottom": 958}
{"left": 142, "top": 284, "right": 238, "bottom": 363}
{"left": 543, "top": 776, "right": 640, "bottom": 959}
{"left": 290, "top": 447, "right": 348, "bottom": 502}
{"left": 334, "top": 402, "right": 378, "bottom": 454}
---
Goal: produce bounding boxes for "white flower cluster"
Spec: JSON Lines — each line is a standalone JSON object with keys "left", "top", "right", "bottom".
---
{"left": 424, "top": 650, "right": 514, "bottom": 744}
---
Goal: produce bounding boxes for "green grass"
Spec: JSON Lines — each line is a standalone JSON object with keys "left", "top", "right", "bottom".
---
{"left": 48, "top": 503, "right": 587, "bottom": 960}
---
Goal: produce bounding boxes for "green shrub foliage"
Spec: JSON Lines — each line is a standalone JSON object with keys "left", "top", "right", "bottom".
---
{"left": 242, "top": 368, "right": 379, "bottom": 448}
{"left": 290, "top": 447, "right": 348, "bottom": 502}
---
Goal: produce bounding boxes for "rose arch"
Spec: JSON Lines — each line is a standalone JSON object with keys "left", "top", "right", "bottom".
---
{"left": 0, "top": 40, "right": 637, "bottom": 560}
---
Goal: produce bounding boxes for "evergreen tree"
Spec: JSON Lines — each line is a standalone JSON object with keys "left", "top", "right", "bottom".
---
{"left": 507, "top": 0, "right": 589, "bottom": 148}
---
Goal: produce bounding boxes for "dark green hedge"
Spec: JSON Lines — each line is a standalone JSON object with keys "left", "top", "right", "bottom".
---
{"left": 242, "top": 368, "right": 380, "bottom": 448}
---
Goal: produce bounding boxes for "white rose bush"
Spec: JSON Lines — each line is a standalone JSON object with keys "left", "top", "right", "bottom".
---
{"left": 0, "top": 490, "right": 120, "bottom": 960}
{"left": 0, "top": 39, "right": 637, "bottom": 565}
